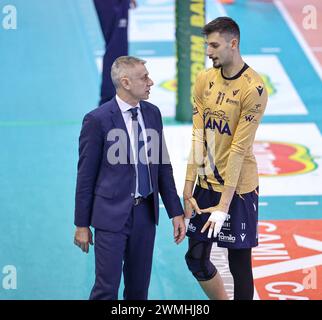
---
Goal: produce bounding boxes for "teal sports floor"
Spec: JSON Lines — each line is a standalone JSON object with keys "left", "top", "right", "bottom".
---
{"left": 1, "top": 0, "right": 322, "bottom": 299}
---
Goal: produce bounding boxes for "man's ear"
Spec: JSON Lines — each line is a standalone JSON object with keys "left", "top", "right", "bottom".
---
{"left": 231, "top": 38, "right": 239, "bottom": 49}
{"left": 120, "top": 77, "right": 130, "bottom": 90}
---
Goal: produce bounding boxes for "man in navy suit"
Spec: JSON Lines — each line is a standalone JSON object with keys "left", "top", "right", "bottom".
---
{"left": 73, "top": 56, "right": 185, "bottom": 300}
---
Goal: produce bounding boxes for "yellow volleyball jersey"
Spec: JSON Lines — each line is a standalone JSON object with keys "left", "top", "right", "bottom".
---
{"left": 185, "top": 64, "right": 268, "bottom": 194}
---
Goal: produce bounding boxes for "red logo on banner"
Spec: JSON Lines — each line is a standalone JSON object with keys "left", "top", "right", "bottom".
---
{"left": 253, "top": 220, "right": 322, "bottom": 300}
{"left": 254, "top": 141, "right": 318, "bottom": 176}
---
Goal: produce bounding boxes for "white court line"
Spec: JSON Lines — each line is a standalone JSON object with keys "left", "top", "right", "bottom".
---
{"left": 259, "top": 202, "right": 268, "bottom": 206}
{"left": 253, "top": 287, "right": 260, "bottom": 300}
{"left": 274, "top": 0, "right": 322, "bottom": 82}
{"left": 295, "top": 201, "right": 319, "bottom": 206}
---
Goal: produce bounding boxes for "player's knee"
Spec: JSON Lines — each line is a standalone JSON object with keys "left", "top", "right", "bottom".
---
{"left": 185, "top": 249, "right": 217, "bottom": 281}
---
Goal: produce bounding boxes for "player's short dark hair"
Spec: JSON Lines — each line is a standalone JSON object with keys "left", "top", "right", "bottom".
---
{"left": 203, "top": 17, "right": 240, "bottom": 44}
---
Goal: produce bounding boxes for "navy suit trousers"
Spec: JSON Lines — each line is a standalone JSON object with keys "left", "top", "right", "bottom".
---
{"left": 89, "top": 196, "right": 156, "bottom": 300}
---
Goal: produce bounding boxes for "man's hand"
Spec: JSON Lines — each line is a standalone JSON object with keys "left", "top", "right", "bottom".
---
{"left": 172, "top": 215, "right": 186, "bottom": 244}
{"left": 184, "top": 197, "right": 201, "bottom": 218}
{"left": 130, "top": 0, "right": 137, "bottom": 8}
{"left": 74, "top": 227, "right": 93, "bottom": 253}
{"left": 201, "top": 210, "right": 228, "bottom": 238}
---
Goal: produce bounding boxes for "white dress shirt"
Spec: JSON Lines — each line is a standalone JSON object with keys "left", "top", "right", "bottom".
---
{"left": 116, "top": 95, "right": 153, "bottom": 198}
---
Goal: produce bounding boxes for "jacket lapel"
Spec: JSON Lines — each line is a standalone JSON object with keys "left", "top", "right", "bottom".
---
{"left": 139, "top": 102, "right": 157, "bottom": 188}
{"left": 110, "top": 98, "right": 134, "bottom": 165}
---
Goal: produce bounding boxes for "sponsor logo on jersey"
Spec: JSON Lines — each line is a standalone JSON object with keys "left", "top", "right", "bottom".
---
{"left": 245, "top": 115, "right": 255, "bottom": 122}
{"left": 256, "top": 85, "right": 264, "bottom": 96}
{"left": 254, "top": 141, "right": 318, "bottom": 176}
{"left": 240, "top": 233, "right": 247, "bottom": 242}
{"left": 218, "top": 232, "right": 236, "bottom": 243}
{"left": 233, "top": 89, "right": 240, "bottom": 96}
{"left": 223, "top": 222, "right": 231, "bottom": 229}
{"left": 188, "top": 223, "right": 196, "bottom": 233}
{"left": 250, "top": 104, "right": 262, "bottom": 113}
{"left": 204, "top": 108, "right": 230, "bottom": 122}
{"left": 244, "top": 114, "right": 258, "bottom": 124}
{"left": 205, "top": 118, "right": 232, "bottom": 135}
{"left": 226, "top": 98, "right": 239, "bottom": 106}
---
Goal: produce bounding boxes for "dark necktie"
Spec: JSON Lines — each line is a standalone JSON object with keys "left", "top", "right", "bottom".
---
{"left": 129, "top": 107, "right": 150, "bottom": 198}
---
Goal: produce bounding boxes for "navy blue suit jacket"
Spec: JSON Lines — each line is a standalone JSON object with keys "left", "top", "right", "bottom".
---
{"left": 74, "top": 98, "right": 184, "bottom": 232}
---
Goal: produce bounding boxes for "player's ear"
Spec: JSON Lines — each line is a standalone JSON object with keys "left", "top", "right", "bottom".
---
{"left": 231, "top": 38, "right": 239, "bottom": 49}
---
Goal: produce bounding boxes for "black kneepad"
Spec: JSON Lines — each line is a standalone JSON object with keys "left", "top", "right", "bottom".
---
{"left": 185, "top": 242, "right": 217, "bottom": 281}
